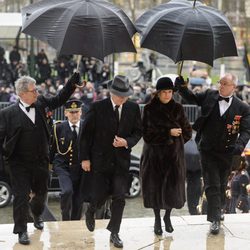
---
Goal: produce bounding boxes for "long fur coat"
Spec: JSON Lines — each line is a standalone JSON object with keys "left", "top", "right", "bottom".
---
{"left": 140, "top": 97, "right": 192, "bottom": 209}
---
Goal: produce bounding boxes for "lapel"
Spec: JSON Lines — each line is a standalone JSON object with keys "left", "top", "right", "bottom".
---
{"left": 35, "top": 103, "right": 50, "bottom": 137}
{"left": 65, "top": 121, "right": 74, "bottom": 141}
{"left": 225, "top": 96, "right": 238, "bottom": 124}
{"left": 77, "top": 120, "right": 84, "bottom": 144}
{"left": 107, "top": 98, "right": 117, "bottom": 124}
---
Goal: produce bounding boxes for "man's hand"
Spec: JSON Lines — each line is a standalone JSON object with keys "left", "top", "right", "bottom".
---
{"left": 82, "top": 160, "right": 91, "bottom": 172}
{"left": 170, "top": 128, "right": 182, "bottom": 137}
{"left": 174, "top": 75, "right": 187, "bottom": 90}
{"left": 113, "top": 136, "right": 128, "bottom": 148}
{"left": 69, "top": 72, "right": 81, "bottom": 85}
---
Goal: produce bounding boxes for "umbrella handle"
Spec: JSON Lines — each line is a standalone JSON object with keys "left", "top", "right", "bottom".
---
{"left": 76, "top": 55, "right": 82, "bottom": 73}
{"left": 75, "top": 55, "right": 86, "bottom": 88}
{"left": 178, "top": 61, "right": 184, "bottom": 75}
{"left": 193, "top": 0, "right": 197, "bottom": 8}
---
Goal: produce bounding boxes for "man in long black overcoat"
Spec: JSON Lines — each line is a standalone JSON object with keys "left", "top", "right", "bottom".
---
{"left": 176, "top": 73, "right": 250, "bottom": 234}
{"left": 0, "top": 73, "right": 80, "bottom": 245}
{"left": 80, "top": 75, "right": 142, "bottom": 248}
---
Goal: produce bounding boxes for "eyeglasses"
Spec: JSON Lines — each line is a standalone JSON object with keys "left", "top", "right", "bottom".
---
{"left": 217, "top": 81, "right": 234, "bottom": 87}
{"left": 26, "top": 88, "right": 38, "bottom": 94}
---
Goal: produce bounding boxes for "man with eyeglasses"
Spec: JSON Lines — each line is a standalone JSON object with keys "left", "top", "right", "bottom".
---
{"left": 0, "top": 73, "right": 81, "bottom": 245}
{"left": 50, "top": 99, "right": 84, "bottom": 221}
{"left": 175, "top": 73, "right": 250, "bottom": 235}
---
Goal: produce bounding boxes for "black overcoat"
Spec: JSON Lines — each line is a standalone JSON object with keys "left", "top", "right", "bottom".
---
{"left": 140, "top": 98, "right": 192, "bottom": 209}
{"left": 80, "top": 98, "right": 142, "bottom": 174}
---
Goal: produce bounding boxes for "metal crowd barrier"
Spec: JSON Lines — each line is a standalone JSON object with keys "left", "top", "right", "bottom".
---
{"left": 0, "top": 102, "right": 199, "bottom": 124}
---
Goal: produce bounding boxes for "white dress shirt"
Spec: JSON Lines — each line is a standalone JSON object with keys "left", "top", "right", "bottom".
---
{"left": 218, "top": 96, "right": 233, "bottom": 116}
{"left": 110, "top": 98, "right": 123, "bottom": 120}
{"left": 19, "top": 100, "right": 35, "bottom": 124}
{"left": 68, "top": 120, "right": 80, "bottom": 135}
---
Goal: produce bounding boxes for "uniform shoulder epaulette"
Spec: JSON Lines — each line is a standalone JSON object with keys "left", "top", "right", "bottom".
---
{"left": 54, "top": 120, "right": 62, "bottom": 124}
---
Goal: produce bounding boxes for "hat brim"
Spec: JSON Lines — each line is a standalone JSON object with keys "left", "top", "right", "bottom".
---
{"left": 107, "top": 80, "right": 134, "bottom": 97}
{"left": 65, "top": 108, "right": 81, "bottom": 112}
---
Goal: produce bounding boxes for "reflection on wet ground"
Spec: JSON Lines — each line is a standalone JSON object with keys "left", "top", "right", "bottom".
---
{"left": 1, "top": 215, "right": 250, "bottom": 250}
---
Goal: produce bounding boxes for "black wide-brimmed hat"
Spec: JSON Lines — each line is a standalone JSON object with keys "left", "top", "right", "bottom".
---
{"left": 64, "top": 99, "right": 82, "bottom": 111}
{"left": 108, "top": 75, "right": 133, "bottom": 97}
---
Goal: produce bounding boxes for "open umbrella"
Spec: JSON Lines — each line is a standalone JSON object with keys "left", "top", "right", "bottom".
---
{"left": 22, "top": 0, "right": 136, "bottom": 62}
{"left": 135, "top": 0, "right": 237, "bottom": 69}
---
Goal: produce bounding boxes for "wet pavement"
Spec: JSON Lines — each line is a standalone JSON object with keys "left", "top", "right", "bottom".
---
{"left": 1, "top": 214, "right": 250, "bottom": 250}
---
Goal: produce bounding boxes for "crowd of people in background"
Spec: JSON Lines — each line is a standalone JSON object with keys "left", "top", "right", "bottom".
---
{"left": 1, "top": 46, "right": 250, "bottom": 214}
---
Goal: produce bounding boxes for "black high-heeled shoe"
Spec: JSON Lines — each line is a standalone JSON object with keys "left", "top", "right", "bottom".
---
{"left": 163, "top": 216, "right": 174, "bottom": 233}
{"left": 154, "top": 218, "right": 163, "bottom": 235}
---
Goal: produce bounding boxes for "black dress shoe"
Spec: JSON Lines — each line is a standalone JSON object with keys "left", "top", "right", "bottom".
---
{"left": 85, "top": 207, "right": 95, "bottom": 232}
{"left": 110, "top": 233, "right": 123, "bottom": 248}
{"left": 163, "top": 216, "right": 174, "bottom": 233}
{"left": 18, "top": 232, "right": 30, "bottom": 245}
{"left": 210, "top": 221, "right": 220, "bottom": 235}
{"left": 33, "top": 216, "right": 44, "bottom": 230}
{"left": 154, "top": 219, "right": 163, "bottom": 235}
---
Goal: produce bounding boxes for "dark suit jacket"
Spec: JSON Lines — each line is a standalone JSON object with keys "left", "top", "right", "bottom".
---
{"left": 178, "top": 87, "right": 250, "bottom": 154}
{"left": 0, "top": 80, "right": 75, "bottom": 159}
{"left": 80, "top": 98, "right": 142, "bottom": 174}
{"left": 51, "top": 119, "right": 83, "bottom": 168}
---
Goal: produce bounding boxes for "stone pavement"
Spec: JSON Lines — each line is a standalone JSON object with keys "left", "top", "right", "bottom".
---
{"left": 0, "top": 214, "right": 250, "bottom": 250}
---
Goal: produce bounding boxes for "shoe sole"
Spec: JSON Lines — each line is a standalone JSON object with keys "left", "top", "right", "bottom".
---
{"left": 19, "top": 241, "right": 30, "bottom": 245}
{"left": 110, "top": 239, "right": 123, "bottom": 248}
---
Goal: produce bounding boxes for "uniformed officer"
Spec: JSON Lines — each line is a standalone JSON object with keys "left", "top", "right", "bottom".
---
{"left": 50, "top": 99, "right": 84, "bottom": 221}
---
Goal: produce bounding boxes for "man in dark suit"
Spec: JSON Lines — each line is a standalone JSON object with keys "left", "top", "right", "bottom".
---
{"left": 0, "top": 73, "right": 80, "bottom": 245}
{"left": 176, "top": 73, "right": 250, "bottom": 234}
{"left": 80, "top": 75, "right": 142, "bottom": 248}
{"left": 50, "top": 99, "right": 84, "bottom": 221}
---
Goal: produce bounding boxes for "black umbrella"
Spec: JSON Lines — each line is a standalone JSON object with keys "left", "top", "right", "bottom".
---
{"left": 135, "top": 0, "right": 238, "bottom": 68}
{"left": 22, "top": 0, "right": 136, "bottom": 61}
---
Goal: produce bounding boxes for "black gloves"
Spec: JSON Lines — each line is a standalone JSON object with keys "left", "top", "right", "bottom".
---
{"left": 174, "top": 75, "right": 186, "bottom": 90}
{"left": 68, "top": 72, "right": 81, "bottom": 86}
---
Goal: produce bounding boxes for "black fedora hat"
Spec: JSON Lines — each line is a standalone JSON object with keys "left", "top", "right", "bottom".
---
{"left": 108, "top": 75, "right": 133, "bottom": 97}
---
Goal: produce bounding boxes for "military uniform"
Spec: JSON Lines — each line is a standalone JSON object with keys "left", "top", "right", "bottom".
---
{"left": 50, "top": 100, "right": 83, "bottom": 221}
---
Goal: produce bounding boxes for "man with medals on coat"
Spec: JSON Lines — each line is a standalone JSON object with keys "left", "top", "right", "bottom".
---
{"left": 50, "top": 99, "right": 84, "bottom": 221}
{"left": 176, "top": 73, "right": 250, "bottom": 235}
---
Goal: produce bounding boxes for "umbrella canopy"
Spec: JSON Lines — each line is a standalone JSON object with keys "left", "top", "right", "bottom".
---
{"left": 22, "top": 0, "right": 136, "bottom": 60}
{"left": 135, "top": 0, "right": 238, "bottom": 66}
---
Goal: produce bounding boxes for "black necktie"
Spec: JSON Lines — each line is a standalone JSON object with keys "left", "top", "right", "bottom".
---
{"left": 72, "top": 125, "right": 78, "bottom": 142}
{"left": 114, "top": 105, "right": 120, "bottom": 124}
{"left": 218, "top": 96, "right": 230, "bottom": 103}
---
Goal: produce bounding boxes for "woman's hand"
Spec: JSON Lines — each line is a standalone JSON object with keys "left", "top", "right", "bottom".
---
{"left": 170, "top": 128, "right": 182, "bottom": 137}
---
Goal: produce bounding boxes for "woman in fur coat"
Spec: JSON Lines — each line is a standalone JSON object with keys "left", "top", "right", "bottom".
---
{"left": 140, "top": 76, "right": 192, "bottom": 235}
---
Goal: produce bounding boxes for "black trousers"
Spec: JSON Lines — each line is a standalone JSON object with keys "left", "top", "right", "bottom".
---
{"left": 186, "top": 170, "right": 202, "bottom": 215}
{"left": 9, "top": 159, "right": 49, "bottom": 234}
{"left": 200, "top": 151, "right": 232, "bottom": 222}
{"left": 54, "top": 165, "right": 82, "bottom": 220}
{"left": 89, "top": 171, "right": 128, "bottom": 234}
